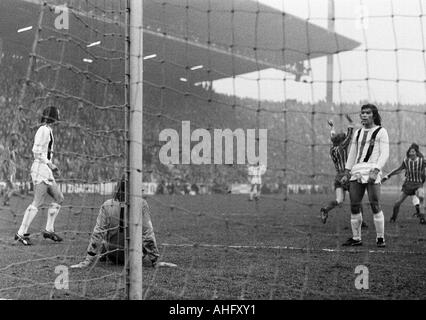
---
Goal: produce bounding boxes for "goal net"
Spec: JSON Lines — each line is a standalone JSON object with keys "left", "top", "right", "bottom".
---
{"left": 0, "top": 0, "right": 128, "bottom": 299}
{"left": 0, "top": 0, "right": 425, "bottom": 300}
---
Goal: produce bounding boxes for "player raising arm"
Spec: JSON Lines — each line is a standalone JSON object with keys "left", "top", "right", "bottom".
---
{"left": 341, "top": 104, "right": 389, "bottom": 248}
{"left": 320, "top": 114, "right": 366, "bottom": 227}
{"left": 382, "top": 143, "right": 426, "bottom": 224}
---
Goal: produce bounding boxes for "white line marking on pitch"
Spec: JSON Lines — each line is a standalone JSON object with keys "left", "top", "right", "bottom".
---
{"left": 161, "top": 243, "right": 426, "bottom": 255}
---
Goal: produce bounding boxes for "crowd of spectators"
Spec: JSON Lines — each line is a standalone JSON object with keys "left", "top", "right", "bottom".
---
{"left": 1, "top": 58, "right": 425, "bottom": 190}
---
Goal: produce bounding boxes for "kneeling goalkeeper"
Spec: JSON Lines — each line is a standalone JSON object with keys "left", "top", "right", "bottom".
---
{"left": 71, "top": 178, "right": 160, "bottom": 268}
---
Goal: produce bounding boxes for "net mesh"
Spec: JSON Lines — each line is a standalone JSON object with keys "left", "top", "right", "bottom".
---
{"left": 0, "top": 0, "right": 425, "bottom": 300}
{"left": 0, "top": 0, "right": 127, "bottom": 299}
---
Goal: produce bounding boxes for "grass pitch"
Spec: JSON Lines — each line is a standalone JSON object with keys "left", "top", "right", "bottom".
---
{"left": 0, "top": 192, "right": 425, "bottom": 300}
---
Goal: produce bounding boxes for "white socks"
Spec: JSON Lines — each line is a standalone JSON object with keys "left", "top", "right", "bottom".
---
{"left": 350, "top": 213, "right": 363, "bottom": 240}
{"left": 351, "top": 211, "right": 385, "bottom": 241}
{"left": 18, "top": 203, "right": 61, "bottom": 236}
{"left": 374, "top": 211, "right": 385, "bottom": 239}
{"left": 46, "top": 203, "right": 61, "bottom": 232}
{"left": 18, "top": 205, "right": 38, "bottom": 236}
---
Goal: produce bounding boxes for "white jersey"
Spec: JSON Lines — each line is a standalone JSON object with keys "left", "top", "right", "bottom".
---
{"left": 30, "top": 124, "right": 55, "bottom": 185}
{"left": 248, "top": 164, "right": 266, "bottom": 184}
{"left": 345, "top": 126, "right": 389, "bottom": 184}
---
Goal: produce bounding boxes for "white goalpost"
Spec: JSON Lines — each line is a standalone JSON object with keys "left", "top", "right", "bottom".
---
{"left": 127, "top": 0, "right": 143, "bottom": 300}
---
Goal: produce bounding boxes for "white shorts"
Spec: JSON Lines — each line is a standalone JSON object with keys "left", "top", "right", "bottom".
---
{"left": 350, "top": 163, "right": 382, "bottom": 184}
{"left": 31, "top": 161, "right": 54, "bottom": 185}
{"left": 251, "top": 177, "right": 262, "bottom": 185}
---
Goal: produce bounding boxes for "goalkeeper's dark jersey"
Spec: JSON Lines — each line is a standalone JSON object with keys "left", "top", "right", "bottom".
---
{"left": 330, "top": 127, "right": 354, "bottom": 173}
{"left": 86, "top": 198, "right": 159, "bottom": 264}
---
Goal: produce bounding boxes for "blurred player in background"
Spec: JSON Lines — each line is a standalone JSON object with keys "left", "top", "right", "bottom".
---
{"left": 381, "top": 143, "right": 426, "bottom": 224}
{"left": 341, "top": 104, "right": 389, "bottom": 247}
{"left": 15, "top": 106, "right": 64, "bottom": 245}
{"left": 247, "top": 161, "right": 266, "bottom": 201}
{"left": 320, "top": 115, "right": 366, "bottom": 228}
{"left": 71, "top": 178, "right": 175, "bottom": 268}
{"left": 0, "top": 133, "right": 25, "bottom": 206}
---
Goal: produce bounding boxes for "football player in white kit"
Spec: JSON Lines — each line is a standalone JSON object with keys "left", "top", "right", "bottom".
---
{"left": 248, "top": 161, "right": 266, "bottom": 201}
{"left": 341, "top": 104, "right": 389, "bottom": 248}
{"left": 15, "top": 106, "right": 64, "bottom": 245}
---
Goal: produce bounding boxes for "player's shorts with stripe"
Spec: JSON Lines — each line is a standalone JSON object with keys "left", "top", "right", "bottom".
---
{"left": 402, "top": 181, "right": 423, "bottom": 196}
{"left": 334, "top": 172, "right": 349, "bottom": 191}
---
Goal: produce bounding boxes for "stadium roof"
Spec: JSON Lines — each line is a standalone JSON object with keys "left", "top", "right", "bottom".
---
{"left": 0, "top": 0, "right": 360, "bottom": 87}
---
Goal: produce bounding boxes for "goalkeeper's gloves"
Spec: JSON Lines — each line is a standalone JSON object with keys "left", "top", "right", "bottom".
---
{"left": 368, "top": 168, "right": 380, "bottom": 184}
{"left": 340, "top": 169, "right": 351, "bottom": 184}
{"left": 70, "top": 252, "right": 97, "bottom": 269}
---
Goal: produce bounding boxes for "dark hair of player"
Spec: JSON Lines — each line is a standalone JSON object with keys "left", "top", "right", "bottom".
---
{"left": 361, "top": 103, "right": 381, "bottom": 126}
{"left": 41, "top": 106, "right": 60, "bottom": 124}
{"left": 406, "top": 143, "right": 422, "bottom": 158}
{"left": 331, "top": 132, "right": 346, "bottom": 146}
